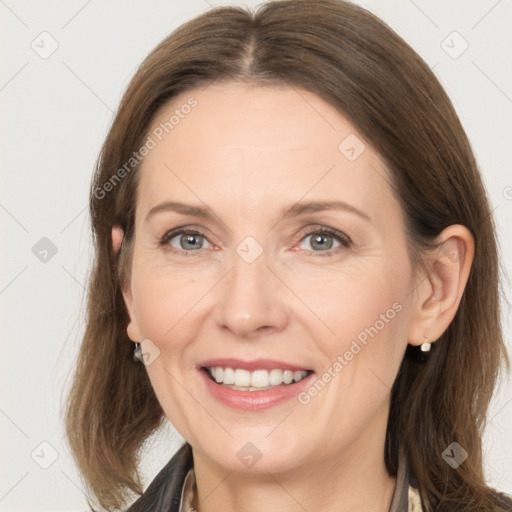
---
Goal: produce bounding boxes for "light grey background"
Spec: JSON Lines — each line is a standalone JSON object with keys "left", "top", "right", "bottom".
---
{"left": 1, "top": 1, "right": 511, "bottom": 510}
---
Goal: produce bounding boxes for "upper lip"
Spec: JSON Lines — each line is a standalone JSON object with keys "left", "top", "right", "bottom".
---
{"left": 200, "top": 358, "right": 312, "bottom": 372}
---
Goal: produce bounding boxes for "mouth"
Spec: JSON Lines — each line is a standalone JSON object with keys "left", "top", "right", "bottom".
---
{"left": 198, "top": 359, "right": 315, "bottom": 411}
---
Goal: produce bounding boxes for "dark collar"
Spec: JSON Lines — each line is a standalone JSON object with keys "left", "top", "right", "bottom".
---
{"left": 126, "top": 443, "right": 193, "bottom": 512}
{"left": 126, "top": 443, "right": 416, "bottom": 511}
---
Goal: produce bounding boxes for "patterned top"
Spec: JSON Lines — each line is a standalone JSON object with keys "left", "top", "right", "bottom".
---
{"left": 408, "top": 486, "right": 424, "bottom": 512}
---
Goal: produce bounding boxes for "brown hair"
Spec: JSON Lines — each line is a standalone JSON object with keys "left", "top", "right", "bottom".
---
{"left": 63, "top": 1, "right": 511, "bottom": 510}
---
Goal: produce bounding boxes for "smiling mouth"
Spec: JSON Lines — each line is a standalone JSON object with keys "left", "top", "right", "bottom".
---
{"left": 202, "top": 366, "right": 314, "bottom": 392}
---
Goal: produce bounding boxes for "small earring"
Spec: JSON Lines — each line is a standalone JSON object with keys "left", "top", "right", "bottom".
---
{"left": 420, "top": 334, "right": 431, "bottom": 352}
{"left": 133, "top": 341, "right": 142, "bottom": 362}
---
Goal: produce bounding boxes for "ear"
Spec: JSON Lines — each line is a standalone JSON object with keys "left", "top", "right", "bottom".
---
{"left": 112, "top": 224, "right": 142, "bottom": 343}
{"left": 407, "top": 224, "right": 474, "bottom": 346}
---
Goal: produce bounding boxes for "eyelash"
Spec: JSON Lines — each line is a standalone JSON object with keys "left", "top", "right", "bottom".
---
{"left": 159, "top": 225, "right": 352, "bottom": 258}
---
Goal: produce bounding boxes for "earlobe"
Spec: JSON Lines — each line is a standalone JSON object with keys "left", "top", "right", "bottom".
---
{"left": 408, "top": 225, "right": 474, "bottom": 346}
{"left": 126, "top": 319, "right": 141, "bottom": 343}
{"left": 111, "top": 224, "right": 124, "bottom": 253}
{"left": 122, "top": 283, "right": 141, "bottom": 343}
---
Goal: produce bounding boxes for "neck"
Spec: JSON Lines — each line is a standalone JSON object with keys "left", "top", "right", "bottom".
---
{"left": 190, "top": 402, "right": 397, "bottom": 512}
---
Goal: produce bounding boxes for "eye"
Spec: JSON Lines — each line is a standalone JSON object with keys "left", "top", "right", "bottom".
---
{"left": 296, "top": 227, "right": 351, "bottom": 257}
{"left": 160, "top": 228, "right": 214, "bottom": 254}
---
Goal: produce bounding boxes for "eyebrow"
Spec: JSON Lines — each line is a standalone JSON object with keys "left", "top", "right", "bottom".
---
{"left": 145, "top": 200, "right": 371, "bottom": 223}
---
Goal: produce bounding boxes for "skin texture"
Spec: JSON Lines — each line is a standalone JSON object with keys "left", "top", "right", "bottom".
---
{"left": 116, "top": 82, "right": 474, "bottom": 512}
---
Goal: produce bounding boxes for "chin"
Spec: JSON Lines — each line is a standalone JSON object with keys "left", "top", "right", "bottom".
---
{"left": 191, "top": 434, "right": 312, "bottom": 474}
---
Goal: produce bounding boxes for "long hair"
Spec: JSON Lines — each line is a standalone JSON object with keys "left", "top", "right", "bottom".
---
{"left": 63, "top": 1, "right": 511, "bottom": 510}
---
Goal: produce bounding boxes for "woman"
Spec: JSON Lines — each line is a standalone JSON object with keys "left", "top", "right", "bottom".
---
{"left": 64, "top": 1, "right": 512, "bottom": 511}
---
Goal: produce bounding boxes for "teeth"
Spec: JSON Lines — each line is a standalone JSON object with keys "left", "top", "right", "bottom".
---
{"left": 223, "top": 367, "right": 235, "bottom": 384}
{"left": 250, "top": 369, "right": 269, "bottom": 387}
{"left": 207, "top": 367, "right": 309, "bottom": 389}
{"left": 234, "top": 369, "right": 251, "bottom": 386}
{"left": 269, "top": 369, "right": 282, "bottom": 385}
{"left": 282, "top": 370, "right": 294, "bottom": 384}
{"left": 293, "top": 370, "right": 305, "bottom": 382}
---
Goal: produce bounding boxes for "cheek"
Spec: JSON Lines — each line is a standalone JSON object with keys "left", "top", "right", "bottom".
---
{"left": 287, "top": 285, "right": 409, "bottom": 457}
{"left": 130, "top": 261, "right": 206, "bottom": 341}
{"left": 298, "top": 259, "right": 412, "bottom": 413}
{"left": 129, "top": 263, "right": 203, "bottom": 438}
{"left": 294, "top": 259, "right": 413, "bottom": 414}
{"left": 293, "top": 259, "right": 411, "bottom": 347}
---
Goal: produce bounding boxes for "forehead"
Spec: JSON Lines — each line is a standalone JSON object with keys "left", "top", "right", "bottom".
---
{"left": 149, "top": 82, "right": 352, "bottom": 151}
{"left": 136, "top": 82, "right": 396, "bottom": 223}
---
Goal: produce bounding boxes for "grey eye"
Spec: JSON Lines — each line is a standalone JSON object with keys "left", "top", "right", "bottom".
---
{"left": 300, "top": 232, "right": 342, "bottom": 251}
{"left": 169, "top": 232, "right": 211, "bottom": 251}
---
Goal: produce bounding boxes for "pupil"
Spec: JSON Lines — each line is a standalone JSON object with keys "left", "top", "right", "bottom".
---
{"left": 182, "top": 234, "right": 201, "bottom": 250}
{"left": 312, "top": 234, "right": 332, "bottom": 250}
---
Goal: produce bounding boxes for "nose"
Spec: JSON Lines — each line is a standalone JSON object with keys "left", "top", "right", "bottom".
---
{"left": 214, "top": 245, "right": 288, "bottom": 339}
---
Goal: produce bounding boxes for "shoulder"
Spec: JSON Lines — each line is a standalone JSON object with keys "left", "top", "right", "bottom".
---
{"left": 125, "top": 442, "right": 193, "bottom": 512}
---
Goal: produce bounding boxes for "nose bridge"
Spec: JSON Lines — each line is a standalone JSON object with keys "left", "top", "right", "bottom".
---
{"left": 214, "top": 234, "right": 287, "bottom": 337}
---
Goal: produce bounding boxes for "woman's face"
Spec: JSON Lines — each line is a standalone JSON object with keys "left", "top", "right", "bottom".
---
{"left": 122, "top": 82, "right": 425, "bottom": 473}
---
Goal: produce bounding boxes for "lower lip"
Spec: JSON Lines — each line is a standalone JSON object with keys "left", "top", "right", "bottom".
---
{"left": 199, "top": 369, "right": 314, "bottom": 411}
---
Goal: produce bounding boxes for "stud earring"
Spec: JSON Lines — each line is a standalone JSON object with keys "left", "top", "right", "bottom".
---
{"left": 420, "top": 334, "right": 431, "bottom": 352}
{"left": 133, "top": 341, "right": 142, "bottom": 362}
